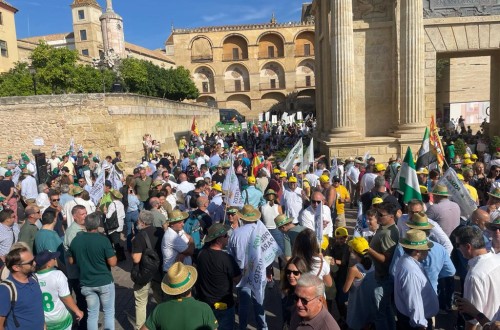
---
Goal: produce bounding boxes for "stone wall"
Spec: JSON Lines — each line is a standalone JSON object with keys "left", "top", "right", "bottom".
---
{"left": 0, "top": 93, "right": 218, "bottom": 169}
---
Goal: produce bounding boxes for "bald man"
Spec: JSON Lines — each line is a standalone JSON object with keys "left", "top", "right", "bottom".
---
{"left": 299, "top": 191, "right": 333, "bottom": 237}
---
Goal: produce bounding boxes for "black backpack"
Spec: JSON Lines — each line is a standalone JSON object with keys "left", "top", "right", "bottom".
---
{"left": 131, "top": 230, "right": 160, "bottom": 286}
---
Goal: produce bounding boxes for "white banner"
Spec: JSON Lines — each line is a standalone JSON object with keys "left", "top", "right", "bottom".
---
{"left": 299, "top": 138, "right": 314, "bottom": 173}
{"left": 90, "top": 170, "right": 105, "bottom": 205}
{"left": 330, "top": 156, "right": 338, "bottom": 182}
{"left": 11, "top": 166, "right": 21, "bottom": 186}
{"left": 281, "top": 112, "right": 288, "bottom": 122}
{"left": 272, "top": 115, "right": 278, "bottom": 124}
{"left": 108, "top": 165, "right": 123, "bottom": 190}
{"left": 280, "top": 139, "right": 303, "bottom": 172}
{"left": 258, "top": 113, "right": 263, "bottom": 122}
{"left": 241, "top": 122, "right": 248, "bottom": 131}
{"left": 314, "top": 201, "right": 324, "bottom": 245}
{"left": 222, "top": 156, "right": 244, "bottom": 207}
{"left": 436, "top": 168, "right": 477, "bottom": 219}
{"left": 265, "top": 112, "right": 270, "bottom": 122}
{"left": 290, "top": 114, "right": 296, "bottom": 124}
{"left": 241, "top": 221, "right": 281, "bottom": 304}
{"left": 297, "top": 111, "right": 303, "bottom": 121}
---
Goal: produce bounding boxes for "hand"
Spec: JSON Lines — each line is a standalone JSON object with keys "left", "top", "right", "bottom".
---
{"left": 456, "top": 297, "right": 480, "bottom": 318}
{"left": 75, "top": 309, "right": 84, "bottom": 321}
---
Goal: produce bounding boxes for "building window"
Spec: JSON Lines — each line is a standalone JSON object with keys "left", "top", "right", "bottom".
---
{"left": 202, "top": 82, "right": 209, "bottom": 93}
{"left": 82, "top": 49, "right": 89, "bottom": 56}
{"left": 304, "top": 44, "right": 311, "bottom": 56}
{"left": 305, "top": 76, "right": 311, "bottom": 87}
{"left": 235, "top": 80, "right": 242, "bottom": 92}
{"left": 0, "top": 40, "right": 8, "bottom": 57}
{"left": 268, "top": 46, "right": 275, "bottom": 58}
{"left": 0, "top": 12, "right": 3, "bottom": 25}
{"left": 80, "top": 30, "right": 87, "bottom": 41}
{"left": 270, "top": 79, "right": 276, "bottom": 89}
{"left": 78, "top": 10, "right": 85, "bottom": 20}
{"left": 232, "top": 48, "right": 239, "bottom": 60}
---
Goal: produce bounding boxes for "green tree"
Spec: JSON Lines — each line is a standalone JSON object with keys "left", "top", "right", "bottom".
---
{"left": 165, "top": 66, "right": 199, "bottom": 101}
{"left": 30, "top": 42, "right": 79, "bottom": 94}
{"left": 71, "top": 65, "right": 116, "bottom": 93}
{"left": 0, "top": 62, "right": 36, "bottom": 96}
{"left": 119, "top": 57, "right": 149, "bottom": 94}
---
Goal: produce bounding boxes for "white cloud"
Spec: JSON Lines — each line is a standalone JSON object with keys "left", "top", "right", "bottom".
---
{"left": 202, "top": 13, "right": 228, "bottom": 23}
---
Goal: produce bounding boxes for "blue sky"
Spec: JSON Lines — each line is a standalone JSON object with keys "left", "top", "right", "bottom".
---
{"left": 10, "top": 0, "right": 309, "bottom": 50}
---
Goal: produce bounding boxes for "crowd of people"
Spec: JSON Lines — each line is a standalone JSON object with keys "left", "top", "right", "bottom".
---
{"left": 0, "top": 120, "right": 499, "bottom": 330}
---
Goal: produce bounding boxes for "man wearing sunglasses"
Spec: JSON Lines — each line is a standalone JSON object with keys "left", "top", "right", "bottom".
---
{"left": 290, "top": 274, "right": 340, "bottom": 330}
{"left": 0, "top": 245, "right": 44, "bottom": 329}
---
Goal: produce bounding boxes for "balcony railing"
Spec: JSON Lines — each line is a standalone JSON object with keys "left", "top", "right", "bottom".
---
{"left": 259, "top": 82, "right": 285, "bottom": 91}
{"left": 295, "top": 80, "right": 315, "bottom": 88}
{"left": 191, "top": 55, "right": 213, "bottom": 63}
{"left": 258, "top": 52, "right": 284, "bottom": 59}
{"left": 222, "top": 54, "right": 249, "bottom": 61}
{"left": 224, "top": 84, "right": 250, "bottom": 93}
{"left": 199, "top": 89, "right": 216, "bottom": 94}
{"left": 295, "top": 50, "right": 315, "bottom": 57}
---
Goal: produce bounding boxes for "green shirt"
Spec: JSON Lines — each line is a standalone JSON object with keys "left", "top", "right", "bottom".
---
{"left": 369, "top": 223, "right": 399, "bottom": 279}
{"left": 135, "top": 177, "right": 152, "bottom": 202}
{"left": 145, "top": 297, "right": 217, "bottom": 330}
{"left": 68, "top": 232, "right": 115, "bottom": 287}
{"left": 34, "top": 229, "right": 65, "bottom": 265}
{"left": 99, "top": 192, "right": 112, "bottom": 211}
{"left": 18, "top": 222, "right": 39, "bottom": 252}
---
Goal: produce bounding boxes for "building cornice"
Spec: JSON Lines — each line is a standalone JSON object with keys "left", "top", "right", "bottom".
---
{"left": 172, "top": 21, "right": 315, "bottom": 35}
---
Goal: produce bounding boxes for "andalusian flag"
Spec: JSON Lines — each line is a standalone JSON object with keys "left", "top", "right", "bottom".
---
{"left": 430, "top": 116, "right": 445, "bottom": 168}
{"left": 399, "top": 147, "right": 422, "bottom": 203}
{"left": 191, "top": 116, "right": 199, "bottom": 136}
{"left": 416, "top": 127, "right": 436, "bottom": 169}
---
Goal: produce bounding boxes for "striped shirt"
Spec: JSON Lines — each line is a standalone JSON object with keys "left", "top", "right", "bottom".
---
{"left": 0, "top": 222, "right": 20, "bottom": 257}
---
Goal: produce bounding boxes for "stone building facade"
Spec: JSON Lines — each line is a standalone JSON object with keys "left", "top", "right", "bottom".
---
{"left": 313, "top": 0, "right": 500, "bottom": 160}
{"left": 166, "top": 14, "right": 316, "bottom": 119}
{"left": 3, "top": 0, "right": 174, "bottom": 71}
{"left": 0, "top": 0, "right": 18, "bottom": 73}
{"left": 0, "top": 93, "right": 218, "bottom": 169}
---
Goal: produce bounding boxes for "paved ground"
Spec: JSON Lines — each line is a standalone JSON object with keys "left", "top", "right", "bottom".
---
{"left": 99, "top": 207, "right": 458, "bottom": 330}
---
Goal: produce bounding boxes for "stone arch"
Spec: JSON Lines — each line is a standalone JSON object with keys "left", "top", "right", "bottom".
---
{"left": 257, "top": 31, "right": 285, "bottom": 58}
{"left": 224, "top": 63, "right": 250, "bottom": 92}
{"left": 294, "top": 30, "right": 315, "bottom": 56}
{"left": 193, "top": 66, "right": 215, "bottom": 94}
{"left": 259, "top": 61, "right": 286, "bottom": 90}
{"left": 296, "top": 89, "right": 316, "bottom": 113}
{"left": 261, "top": 92, "right": 286, "bottom": 112}
{"left": 190, "top": 36, "right": 213, "bottom": 62}
{"left": 196, "top": 96, "right": 216, "bottom": 107}
{"left": 222, "top": 34, "right": 249, "bottom": 61}
{"left": 226, "top": 94, "right": 252, "bottom": 114}
{"left": 295, "top": 59, "right": 315, "bottom": 88}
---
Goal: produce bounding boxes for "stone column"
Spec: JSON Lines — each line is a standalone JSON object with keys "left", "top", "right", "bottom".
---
{"left": 399, "top": 0, "right": 425, "bottom": 131}
{"left": 329, "top": 0, "right": 357, "bottom": 136}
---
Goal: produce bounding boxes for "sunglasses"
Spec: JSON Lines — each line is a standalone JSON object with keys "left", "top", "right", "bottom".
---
{"left": 311, "top": 200, "right": 322, "bottom": 204}
{"left": 285, "top": 269, "right": 301, "bottom": 276}
{"left": 376, "top": 212, "right": 389, "bottom": 218}
{"left": 51, "top": 199, "right": 60, "bottom": 202}
{"left": 18, "top": 258, "right": 35, "bottom": 266}
{"left": 294, "top": 295, "right": 320, "bottom": 306}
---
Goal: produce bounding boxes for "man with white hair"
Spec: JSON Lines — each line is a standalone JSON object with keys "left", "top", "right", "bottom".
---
{"left": 290, "top": 274, "right": 340, "bottom": 329}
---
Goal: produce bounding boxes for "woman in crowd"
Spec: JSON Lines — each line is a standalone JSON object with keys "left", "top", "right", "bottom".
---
{"left": 292, "top": 228, "right": 332, "bottom": 288}
{"left": 281, "top": 257, "right": 307, "bottom": 329}
{"left": 471, "top": 161, "right": 488, "bottom": 206}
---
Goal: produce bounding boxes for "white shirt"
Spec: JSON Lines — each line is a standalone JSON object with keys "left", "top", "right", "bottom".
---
{"left": 397, "top": 214, "right": 453, "bottom": 255}
{"left": 281, "top": 187, "right": 303, "bottom": 224}
{"left": 106, "top": 200, "right": 125, "bottom": 234}
{"left": 228, "top": 223, "right": 257, "bottom": 287}
{"left": 299, "top": 205, "right": 333, "bottom": 237}
{"left": 48, "top": 157, "right": 61, "bottom": 173}
{"left": 161, "top": 227, "right": 191, "bottom": 271}
{"left": 63, "top": 197, "right": 96, "bottom": 228}
{"left": 36, "top": 193, "right": 50, "bottom": 214}
{"left": 177, "top": 181, "right": 195, "bottom": 195}
{"left": 196, "top": 157, "right": 206, "bottom": 169}
{"left": 261, "top": 203, "right": 280, "bottom": 229}
{"left": 20, "top": 175, "right": 38, "bottom": 199}
{"left": 360, "top": 173, "right": 377, "bottom": 194}
{"left": 308, "top": 256, "right": 330, "bottom": 279}
{"left": 394, "top": 254, "right": 439, "bottom": 328}
{"left": 305, "top": 173, "right": 319, "bottom": 187}
{"left": 464, "top": 252, "right": 500, "bottom": 325}
{"left": 346, "top": 166, "right": 360, "bottom": 185}
{"left": 36, "top": 269, "right": 72, "bottom": 328}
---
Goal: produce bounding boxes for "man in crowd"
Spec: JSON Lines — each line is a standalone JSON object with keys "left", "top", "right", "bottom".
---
{"left": 69, "top": 212, "right": 117, "bottom": 330}
{"left": 242, "top": 176, "right": 264, "bottom": 209}
{"left": 332, "top": 175, "right": 350, "bottom": 228}
{"left": 196, "top": 223, "right": 241, "bottom": 330}
{"left": 17, "top": 205, "right": 41, "bottom": 252}
{"left": 20, "top": 168, "right": 38, "bottom": 206}
{"left": 275, "top": 214, "right": 306, "bottom": 261}
{"left": 281, "top": 176, "right": 304, "bottom": 223}
{"left": 136, "top": 168, "right": 152, "bottom": 210}
{"left": 0, "top": 209, "right": 19, "bottom": 264}
{"left": 426, "top": 184, "right": 461, "bottom": 237}
{"left": 161, "top": 209, "right": 194, "bottom": 271}
{"left": 300, "top": 191, "right": 333, "bottom": 238}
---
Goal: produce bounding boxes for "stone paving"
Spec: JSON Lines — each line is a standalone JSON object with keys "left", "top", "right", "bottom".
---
{"left": 100, "top": 208, "right": 458, "bottom": 330}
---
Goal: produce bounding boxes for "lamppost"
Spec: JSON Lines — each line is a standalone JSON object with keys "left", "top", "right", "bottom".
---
{"left": 29, "top": 66, "right": 37, "bottom": 95}
{"left": 92, "top": 49, "right": 122, "bottom": 93}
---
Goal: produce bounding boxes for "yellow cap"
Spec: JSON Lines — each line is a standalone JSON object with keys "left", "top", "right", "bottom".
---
{"left": 463, "top": 159, "right": 474, "bottom": 165}
{"left": 416, "top": 167, "right": 429, "bottom": 175}
{"left": 348, "top": 237, "right": 369, "bottom": 255}
{"left": 463, "top": 153, "right": 471, "bottom": 159}
{"left": 247, "top": 176, "right": 256, "bottom": 184}
{"left": 335, "top": 227, "right": 348, "bottom": 237}
{"left": 279, "top": 172, "right": 287, "bottom": 178}
{"left": 419, "top": 185, "right": 428, "bottom": 194}
{"left": 273, "top": 168, "right": 281, "bottom": 174}
{"left": 288, "top": 176, "right": 298, "bottom": 183}
{"left": 471, "top": 154, "right": 478, "bottom": 160}
{"left": 456, "top": 173, "right": 464, "bottom": 181}
{"left": 375, "top": 163, "right": 386, "bottom": 172}
{"left": 319, "top": 175, "right": 330, "bottom": 183}
{"left": 372, "top": 197, "right": 384, "bottom": 205}
{"left": 212, "top": 183, "right": 223, "bottom": 192}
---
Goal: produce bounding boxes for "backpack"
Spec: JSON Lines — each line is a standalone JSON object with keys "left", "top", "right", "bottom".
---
{"left": 103, "top": 202, "right": 119, "bottom": 232}
{"left": 184, "top": 212, "right": 202, "bottom": 249}
{"left": 130, "top": 230, "right": 160, "bottom": 286}
{"left": 0, "top": 265, "right": 38, "bottom": 328}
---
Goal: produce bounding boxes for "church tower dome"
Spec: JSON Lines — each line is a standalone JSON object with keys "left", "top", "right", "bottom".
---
{"left": 99, "top": 0, "right": 125, "bottom": 58}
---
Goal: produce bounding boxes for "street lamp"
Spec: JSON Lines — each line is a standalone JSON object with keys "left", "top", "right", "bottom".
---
{"left": 29, "top": 66, "right": 37, "bottom": 95}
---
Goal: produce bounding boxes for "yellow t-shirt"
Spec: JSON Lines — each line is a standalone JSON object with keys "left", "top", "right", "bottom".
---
{"left": 335, "top": 185, "right": 350, "bottom": 215}
{"left": 464, "top": 183, "right": 479, "bottom": 204}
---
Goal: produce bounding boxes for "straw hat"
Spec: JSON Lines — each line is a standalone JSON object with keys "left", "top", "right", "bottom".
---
{"left": 431, "top": 184, "right": 449, "bottom": 197}
{"left": 274, "top": 214, "right": 293, "bottom": 228}
{"left": 485, "top": 217, "right": 500, "bottom": 231}
{"left": 168, "top": 209, "right": 189, "bottom": 223}
{"left": 400, "top": 229, "right": 433, "bottom": 250}
{"left": 152, "top": 180, "right": 164, "bottom": 188}
{"left": 71, "top": 186, "right": 84, "bottom": 196}
{"left": 488, "top": 188, "right": 500, "bottom": 199}
{"left": 265, "top": 189, "right": 277, "bottom": 197}
{"left": 161, "top": 262, "right": 198, "bottom": 295}
{"left": 115, "top": 162, "right": 125, "bottom": 172}
{"left": 416, "top": 167, "right": 429, "bottom": 175}
{"left": 110, "top": 189, "right": 123, "bottom": 199}
{"left": 237, "top": 205, "right": 261, "bottom": 222}
{"left": 204, "top": 223, "right": 230, "bottom": 243}
{"left": 348, "top": 237, "right": 369, "bottom": 255}
{"left": 406, "top": 211, "right": 434, "bottom": 230}
{"left": 226, "top": 206, "right": 239, "bottom": 215}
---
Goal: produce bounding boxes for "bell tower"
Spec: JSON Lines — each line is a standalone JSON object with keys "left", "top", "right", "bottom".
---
{"left": 100, "top": 0, "right": 125, "bottom": 58}
{"left": 71, "top": 0, "right": 103, "bottom": 59}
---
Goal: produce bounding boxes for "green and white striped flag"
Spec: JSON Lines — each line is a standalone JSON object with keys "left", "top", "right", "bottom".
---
{"left": 399, "top": 147, "right": 422, "bottom": 203}
{"left": 416, "top": 127, "right": 437, "bottom": 169}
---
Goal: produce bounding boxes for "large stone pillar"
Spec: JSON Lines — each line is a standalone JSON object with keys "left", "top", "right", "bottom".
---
{"left": 399, "top": 0, "right": 425, "bottom": 132}
{"left": 329, "top": 0, "right": 357, "bottom": 136}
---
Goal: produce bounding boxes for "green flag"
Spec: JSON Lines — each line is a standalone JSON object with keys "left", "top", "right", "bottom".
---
{"left": 399, "top": 146, "right": 422, "bottom": 203}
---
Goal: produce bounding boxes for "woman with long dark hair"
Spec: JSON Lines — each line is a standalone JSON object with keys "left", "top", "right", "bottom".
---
{"left": 281, "top": 257, "right": 308, "bottom": 329}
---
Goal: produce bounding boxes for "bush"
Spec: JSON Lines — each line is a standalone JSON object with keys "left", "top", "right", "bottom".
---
{"left": 490, "top": 136, "right": 500, "bottom": 154}
{"left": 454, "top": 138, "right": 467, "bottom": 157}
